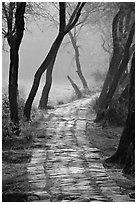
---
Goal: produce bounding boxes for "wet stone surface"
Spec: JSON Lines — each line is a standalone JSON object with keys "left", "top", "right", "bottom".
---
{"left": 2, "top": 97, "right": 134, "bottom": 202}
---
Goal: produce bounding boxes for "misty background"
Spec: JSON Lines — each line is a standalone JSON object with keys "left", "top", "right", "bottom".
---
{"left": 2, "top": 13, "right": 110, "bottom": 106}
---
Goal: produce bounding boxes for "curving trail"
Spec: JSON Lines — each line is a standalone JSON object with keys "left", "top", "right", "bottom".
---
{"left": 26, "top": 96, "right": 131, "bottom": 202}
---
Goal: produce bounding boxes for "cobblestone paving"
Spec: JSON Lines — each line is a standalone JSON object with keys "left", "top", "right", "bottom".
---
{"left": 26, "top": 97, "right": 132, "bottom": 202}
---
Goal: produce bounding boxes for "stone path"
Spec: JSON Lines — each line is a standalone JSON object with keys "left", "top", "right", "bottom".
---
{"left": 25, "top": 96, "right": 132, "bottom": 202}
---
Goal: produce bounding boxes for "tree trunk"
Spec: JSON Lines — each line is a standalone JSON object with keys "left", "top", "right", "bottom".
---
{"left": 24, "top": 34, "right": 64, "bottom": 119}
{"left": 105, "top": 52, "right": 135, "bottom": 170}
{"left": 96, "top": 23, "right": 134, "bottom": 122}
{"left": 96, "top": 6, "right": 134, "bottom": 122}
{"left": 118, "top": 84, "right": 129, "bottom": 103}
{"left": 7, "top": 3, "right": 26, "bottom": 134}
{"left": 38, "top": 55, "right": 56, "bottom": 109}
{"left": 67, "top": 75, "right": 82, "bottom": 98}
{"left": 69, "top": 31, "right": 89, "bottom": 90}
{"left": 9, "top": 46, "right": 19, "bottom": 126}
{"left": 123, "top": 138, "right": 135, "bottom": 175}
{"left": 97, "top": 9, "right": 124, "bottom": 112}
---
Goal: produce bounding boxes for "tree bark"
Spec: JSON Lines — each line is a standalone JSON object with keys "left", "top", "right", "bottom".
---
{"left": 69, "top": 31, "right": 89, "bottom": 90}
{"left": 97, "top": 9, "right": 124, "bottom": 112}
{"left": 123, "top": 138, "right": 135, "bottom": 175}
{"left": 38, "top": 52, "right": 58, "bottom": 109}
{"left": 118, "top": 84, "right": 129, "bottom": 103}
{"left": 67, "top": 75, "right": 82, "bottom": 98}
{"left": 105, "top": 52, "right": 135, "bottom": 169}
{"left": 9, "top": 46, "right": 19, "bottom": 126}
{"left": 7, "top": 3, "right": 26, "bottom": 133}
{"left": 24, "top": 33, "right": 64, "bottom": 118}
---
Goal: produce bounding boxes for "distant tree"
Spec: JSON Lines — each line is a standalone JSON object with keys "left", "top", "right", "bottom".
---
{"left": 68, "top": 30, "right": 89, "bottom": 90}
{"left": 95, "top": 3, "right": 135, "bottom": 122}
{"left": 67, "top": 75, "right": 82, "bottom": 98}
{"left": 105, "top": 52, "right": 135, "bottom": 175}
{"left": 38, "top": 2, "right": 118, "bottom": 102}
{"left": 66, "top": 2, "right": 117, "bottom": 92}
{"left": 2, "top": 2, "right": 26, "bottom": 133}
{"left": 39, "top": 2, "right": 99, "bottom": 104}
{"left": 24, "top": 2, "right": 86, "bottom": 120}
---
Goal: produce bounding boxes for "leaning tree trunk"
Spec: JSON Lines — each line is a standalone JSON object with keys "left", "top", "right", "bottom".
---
{"left": 69, "top": 31, "right": 89, "bottom": 90}
{"left": 24, "top": 3, "right": 85, "bottom": 120}
{"left": 67, "top": 75, "right": 82, "bottom": 98}
{"left": 96, "top": 23, "right": 134, "bottom": 122}
{"left": 97, "top": 10, "right": 124, "bottom": 112}
{"left": 24, "top": 33, "right": 64, "bottom": 119}
{"left": 38, "top": 52, "right": 58, "bottom": 109}
{"left": 105, "top": 52, "right": 135, "bottom": 169}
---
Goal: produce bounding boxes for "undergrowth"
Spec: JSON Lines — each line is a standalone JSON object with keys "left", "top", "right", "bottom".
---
{"left": 92, "top": 90, "right": 128, "bottom": 126}
{"left": 2, "top": 90, "right": 37, "bottom": 150}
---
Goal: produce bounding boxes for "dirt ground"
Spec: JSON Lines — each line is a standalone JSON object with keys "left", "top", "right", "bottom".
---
{"left": 86, "top": 112, "right": 135, "bottom": 200}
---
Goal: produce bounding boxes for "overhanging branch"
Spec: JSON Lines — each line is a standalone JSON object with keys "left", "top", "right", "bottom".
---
{"left": 65, "top": 3, "right": 86, "bottom": 34}
{"left": 67, "top": 3, "right": 81, "bottom": 27}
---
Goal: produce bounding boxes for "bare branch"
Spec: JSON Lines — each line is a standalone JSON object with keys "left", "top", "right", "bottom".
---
{"left": 65, "top": 3, "right": 86, "bottom": 34}
{"left": 67, "top": 3, "right": 81, "bottom": 27}
{"left": 2, "top": 28, "right": 7, "bottom": 36}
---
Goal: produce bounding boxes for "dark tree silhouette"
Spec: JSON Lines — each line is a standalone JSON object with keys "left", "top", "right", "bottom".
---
{"left": 24, "top": 2, "right": 85, "bottom": 120}
{"left": 2, "top": 3, "right": 26, "bottom": 132}
{"left": 105, "top": 52, "right": 135, "bottom": 175}
{"left": 95, "top": 3, "right": 134, "bottom": 122}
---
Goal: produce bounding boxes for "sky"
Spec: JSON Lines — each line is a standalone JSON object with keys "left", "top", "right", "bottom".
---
{"left": 2, "top": 6, "right": 110, "bottom": 105}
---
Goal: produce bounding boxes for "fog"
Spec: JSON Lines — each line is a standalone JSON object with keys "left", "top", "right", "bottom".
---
{"left": 2, "top": 18, "right": 109, "bottom": 106}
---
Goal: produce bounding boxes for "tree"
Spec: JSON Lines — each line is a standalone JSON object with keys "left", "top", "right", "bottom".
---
{"left": 39, "top": 2, "right": 96, "bottom": 106}
{"left": 38, "top": 2, "right": 118, "bottom": 104}
{"left": 2, "top": 3, "right": 26, "bottom": 133}
{"left": 95, "top": 3, "right": 134, "bottom": 122}
{"left": 24, "top": 2, "right": 86, "bottom": 120}
{"left": 68, "top": 30, "right": 89, "bottom": 90}
{"left": 105, "top": 52, "right": 135, "bottom": 175}
{"left": 67, "top": 75, "right": 82, "bottom": 98}
{"left": 2, "top": 2, "right": 47, "bottom": 131}
{"left": 66, "top": 2, "right": 116, "bottom": 92}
